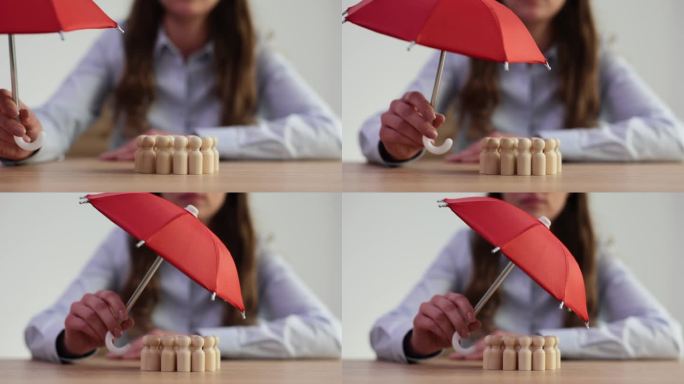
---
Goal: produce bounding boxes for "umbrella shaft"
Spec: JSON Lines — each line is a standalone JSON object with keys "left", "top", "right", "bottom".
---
{"left": 473, "top": 260, "right": 515, "bottom": 316}
{"left": 125, "top": 255, "right": 164, "bottom": 312}
{"left": 8, "top": 35, "right": 19, "bottom": 106}
{"left": 430, "top": 50, "right": 447, "bottom": 107}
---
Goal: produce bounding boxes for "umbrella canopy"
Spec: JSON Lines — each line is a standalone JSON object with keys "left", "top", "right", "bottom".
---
{"left": 442, "top": 196, "right": 588, "bottom": 321}
{"left": 0, "top": 0, "right": 118, "bottom": 34}
{"left": 344, "top": 0, "right": 548, "bottom": 155}
{"left": 344, "top": 0, "right": 547, "bottom": 65}
{"left": 85, "top": 193, "right": 245, "bottom": 312}
{"left": 0, "top": 0, "right": 120, "bottom": 151}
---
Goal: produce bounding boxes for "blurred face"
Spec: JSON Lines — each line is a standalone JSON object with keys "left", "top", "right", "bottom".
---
{"left": 502, "top": 193, "right": 568, "bottom": 221}
{"left": 161, "top": 193, "right": 225, "bottom": 223}
{"left": 160, "top": 0, "right": 220, "bottom": 19}
{"left": 502, "top": 0, "right": 566, "bottom": 25}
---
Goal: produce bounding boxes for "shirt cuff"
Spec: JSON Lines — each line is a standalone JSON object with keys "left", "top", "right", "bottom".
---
{"left": 55, "top": 329, "right": 96, "bottom": 363}
{"left": 402, "top": 330, "right": 443, "bottom": 363}
{"left": 537, "top": 129, "right": 584, "bottom": 161}
{"left": 378, "top": 142, "right": 425, "bottom": 167}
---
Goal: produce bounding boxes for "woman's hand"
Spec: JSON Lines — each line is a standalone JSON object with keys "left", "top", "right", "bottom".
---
{"left": 106, "top": 329, "right": 174, "bottom": 360}
{"left": 99, "top": 129, "right": 171, "bottom": 161}
{"left": 0, "top": 89, "right": 43, "bottom": 161}
{"left": 407, "top": 293, "right": 481, "bottom": 357}
{"left": 379, "top": 91, "right": 446, "bottom": 161}
{"left": 448, "top": 330, "right": 523, "bottom": 361}
{"left": 62, "top": 290, "right": 133, "bottom": 356}
{"left": 445, "top": 131, "right": 514, "bottom": 163}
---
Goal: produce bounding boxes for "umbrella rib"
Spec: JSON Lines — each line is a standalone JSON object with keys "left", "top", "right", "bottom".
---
{"left": 414, "top": 0, "right": 446, "bottom": 46}
{"left": 480, "top": 0, "right": 509, "bottom": 62}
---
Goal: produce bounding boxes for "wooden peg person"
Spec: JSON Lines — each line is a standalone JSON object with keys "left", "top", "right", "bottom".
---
{"left": 172, "top": 135, "right": 189, "bottom": 175}
{"left": 200, "top": 136, "right": 215, "bottom": 175}
{"left": 203, "top": 336, "right": 217, "bottom": 372}
{"left": 160, "top": 335, "right": 176, "bottom": 372}
{"left": 212, "top": 137, "right": 220, "bottom": 173}
{"left": 479, "top": 137, "right": 489, "bottom": 175}
{"left": 555, "top": 139, "right": 562, "bottom": 174}
{"left": 175, "top": 335, "right": 191, "bottom": 372}
{"left": 155, "top": 136, "right": 173, "bottom": 175}
{"left": 544, "top": 336, "right": 557, "bottom": 370}
{"left": 500, "top": 138, "right": 517, "bottom": 176}
{"left": 140, "top": 135, "right": 157, "bottom": 174}
{"left": 490, "top": 335, "right": 503, "bottom": 370}
{"left": 544, "top": 138, "right": 558, "bottom": 175}
{"left": 516, "top": 138, "right": 532, "bottom": 176}
{"left": 140, "top": 335, "right": 161, "bottom": 371}
{"left": 191, "top": 335, "right": 205, "bottom": 372}
{"left": 531, "top": 336, "right": 546, "bottom": 371}
{"left": 517, "top": 336, "right": 532, "bottom": 371}
{"left": 213, "top": 335, "right": 221, "bottom": 370}
{"left": 502, "top": 336, "right": 517, "bottom": 371}
{"left": 187, "top": 136, "right": 203, "bottom": 175}
{"left": 134, "top": 135, "right": 146, "bottom": 173}
{"left": 482, "top": 137, "right": 501, "bottom": 175}
{"left": 531, "top": 138, "right": 546, "bottom": 176}
{"left": 555, "top": 336, "right": 561, "bottom": 368}
{"left": 482, "top": 335, "right": 493, "bottom": 370}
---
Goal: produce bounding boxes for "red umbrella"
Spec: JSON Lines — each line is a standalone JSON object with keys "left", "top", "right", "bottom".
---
{"left": 439, "top": 196, "right": 588, "bottom": 351}
{"left": 81, "top": 193, "right": 245, "bottom": 354}
{"left": 0, "top": 0, "right": 121, "bottom": 151}
{"left": 344, "top": 0, "right": 549, "bottom": 155}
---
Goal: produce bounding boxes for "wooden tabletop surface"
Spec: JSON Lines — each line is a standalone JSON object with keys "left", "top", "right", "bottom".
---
{"left": 343, "top": 359, "right": 684, "bottom": 383}
{"left": 0, "top": 158, "right": 341, "bottom": 192}
{"left": 0, "top": 358, "right": 341, "bottom": 383}
{"left": 342, "top": 161, "right": 684, "bottom": 192}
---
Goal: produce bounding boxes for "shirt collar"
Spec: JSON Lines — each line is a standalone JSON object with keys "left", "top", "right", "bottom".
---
{"left": 154, "top": 27, "right": 214, "bottom": 62}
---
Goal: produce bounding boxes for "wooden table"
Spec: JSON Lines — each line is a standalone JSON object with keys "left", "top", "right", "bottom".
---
{"left": 343, "top": 161, "right": 684, "bottom": 192}
{"left": 0, "top": 158, "right": 341, "bottom": 192}
{"left": 0, "top": 358, "right": 341, "bottom": 383}
{"left": 343, "top": 359, "right": 684, "bottom": 383}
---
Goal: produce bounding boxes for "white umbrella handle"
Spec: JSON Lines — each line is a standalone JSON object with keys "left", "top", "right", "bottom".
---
{"left": 451, "top": 333, "right": 478, "bottom": 355}
{"left": 423, "top": 136, "right": 453, "bottom": 155}
{"left": 105, "top": 331, "right": 130, "bottom": 354}
{"left": 14, "top": 131, "right": 44, "bottom": 151}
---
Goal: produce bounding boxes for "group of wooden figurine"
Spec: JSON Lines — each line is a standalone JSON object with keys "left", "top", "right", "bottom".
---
{"left": 482, "top": 335, "right": 561, "bottom": 372}
{"left": 140, "top": 334, "right": 221, "bottom": 373}
{"left": 479, "top": 137, "right": 562, "bottom": 176}
{"left": 134, "top": 135, "right": 220, "bottom": 175}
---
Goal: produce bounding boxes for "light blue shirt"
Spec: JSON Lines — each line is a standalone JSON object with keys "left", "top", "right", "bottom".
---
{"left": 25, "top": 27, "right": 341, "bottom": 164}
{"left": 360, "top": 47, "right": 684, "bottom": 164}
{"left": 25, "top": 228, "right": 341, "bottom": 363}
{"left": 370, "top": 230, "right": 683, "bottom": 363}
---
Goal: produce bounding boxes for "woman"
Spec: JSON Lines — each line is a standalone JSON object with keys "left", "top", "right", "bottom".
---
{"left": 370, "top": 193, "right": 683, "bottom": 363}
{"left": 0, "top": 0, "right": 341, "bottom": 163}
{"left": 25, "top": 193, "right": 341, "bottom": 363}
{"left": 359, "top": 0, "right": 684, "bottom": 165}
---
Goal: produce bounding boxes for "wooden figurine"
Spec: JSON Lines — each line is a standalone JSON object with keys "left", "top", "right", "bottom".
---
{"left": 191, "top": 335, "right": 205, "bottom": 372}
{"left": 173, "top": 136, "right": 189, "bottom": 175}
{"left": 140, "top": 135, "right": 157, "bottom": 174}
{"left": 517, "top": 336, "right": 532, "bottom": 371}
{"left": 490, "top": 335, "right": 503, "bottom": 370}
{"left": 502, "top": 336, "right": 517, "bottom": 371}
{"left": 140, "top": 335, "right": 161, "bottom": 371}
{"left": 203, "top": 336, "right": 217, "bottom": 372}
{"left": 155, "top": 136, "right": 173, "bottom": 175}
{"left": 201, "top": 136, "right": 215, "bottom": 175}
{"left": 175, "top": 335, "right": 191, "bottom": 373}
{"left": 516, "top": 138, "right": 532, "bottom": 176}
{"left": 555, "top": 336, "right": 561, "bottom": 368}
{"left": 531, "top": 336, "right": 546, "bottom": 371}
{"left": 544, "top": 336, "right": 557, "bottom": 370}
{"left": 479, "top": 137, "right": 489, "bottom": 175}
{"left": 214, "top": 335, "right": 221, "bottom": 370}
{"left": 531, "top": 138, "right": 546, "bottom": 176}
{"left": 134, "top": 135, "right": 146, "bottom": 173}
{"left": 544, "top": 138, "right": 558, "bottom": 175}
{"left": 482, "top": 137, "right": 501, "bottom": 175}
{"left": 555, "top": 138, "right": 562, "bottom": 174}
{"left": 160, "top": 335, "right": 176, "bottom": 372}
{"left": 187, "top": 136, "right": 203, "bottom": 175}
{"left": 212, "top": 137, "right": 220, "bottom": 173}
{"left": 482, "top": 335, "right": 494, "bottom": 370}
{"left": 500, "top": 138, "right": 517, "bottom": 176}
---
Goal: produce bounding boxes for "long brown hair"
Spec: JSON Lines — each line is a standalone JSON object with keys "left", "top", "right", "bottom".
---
{"left": 120, "top": 193, "right": 258, "bottom": 336}
{"left": 115, "top": 0, "right": 258, "bottom": 139}
{"left": 456, "top": 0, "right": 600, "bottom": 141}
{"left": 463, "top": 193, "right": 598, "bottom": 332}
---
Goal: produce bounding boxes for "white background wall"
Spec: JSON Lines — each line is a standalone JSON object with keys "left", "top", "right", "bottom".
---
{"left": 0, "top": 193, "right": 340, "bottom": 358}
{"left": 341, "top": 193, "right": 684, "bottom": 358}
{"left": 341, "top": 0, "right": 684, "bottom": 161}
{"left": 0, "top": 0, "right": 341, "bottom": 114}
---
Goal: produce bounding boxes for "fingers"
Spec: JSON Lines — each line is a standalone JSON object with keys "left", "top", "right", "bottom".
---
{"left": 0, "top": 89, "right": 19, "bottom": 117}
{"left": 70, "top": 302, "right": 108, "bottom": 343}
{"left": 81, "top": 293, "right": 123, "bottom": 338}
{"left": 64, "top": 313, "right": 101, "bottom": 344}
{"left": 0, "top": 114, "right": 27, "bottom": 137}
{"left": 402, "top": 91, "right": 435, "bottom": 122}
{"left": 432, "top": 296, "right": 469, "bottom": 337}
{"left": 419, "top": 301, "right": 456, "bottom": 340}
{"left": 380, "top": 113, "right": 423, "bottom": 145}
{"left": 389, "top": 99, "right": 438, "bottom": 140}
{"left": 445, "top": 292, "right": 480, "bottom": 332}
{"left": 413, "top": 311, "right": 450, "bottom": 342}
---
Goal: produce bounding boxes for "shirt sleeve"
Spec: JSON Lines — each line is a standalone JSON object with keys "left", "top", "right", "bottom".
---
{"left": 538, "top": 245, "right": 683, "bottom": 359}
{"left": 538, "top": 51, "right": 684, "bottom": 161}
{"left": 195, "top": 47, "right": 342, "bottom": 160}
{"left": 23, "top": 229, "right": 129, "bottom": 363}
{"left": 14, "top": 29, "right": 119, "bottom": 165}
{"left": 370, "top": 230, "right": 474, "bottom": 363}
{"left": 359, "top": 52, "right": 469, "bottom": 165}
{"left": 196, "top": 250, "right": 341, "bottom": 359}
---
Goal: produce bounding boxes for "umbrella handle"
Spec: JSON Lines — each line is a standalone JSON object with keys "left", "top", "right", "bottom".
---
{"left": 105, "top": 331, "right": 130, "bottom": 355}
{"left": 451, "top": 333, "right": 478, "bottom": 356}
{"left": 14, "top": 131, "right": 44, "bottom": 151}
{"left": 423, "top": 136, "right": 453, "bottom": 155}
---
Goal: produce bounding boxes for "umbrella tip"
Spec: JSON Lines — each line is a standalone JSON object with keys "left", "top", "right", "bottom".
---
{"left": 407, "top": 41, "right": 416, "bottom": 52}
{"left": 136, "top": 240, "right": 146, "bottom": 248}
{"left": 241, "top": 311, "right": 246, "bottom": 320}
{"left": 185, "top": 205, "right": 199, "bottom": 218}
{"left": 211, "top": 292, "right": 216, "bottom": 301}
{"left": 491, "top": 246, "right": 501, "bottom": 254}
{"left": 504, "top": 62, "right": 510, "bottom": 71}
{"left": 585, "top": 322, "right": 590, "bottom": 329}
{"left": 78, "top": 196, "right": 90, "bottom": 205}
{"left": 58, "top": 32, "right": 65, "bottom": 42}
{"left": 545, "top": 61, "right": 552, "bottom": 71}
{"left": 559, "top": 302, "right": 564, "bottom": 310}
{"left": 538, "top": 216, "right": 551, "bottom": 229}
{"left": 117, "top": 25, "right": 125, "bottom": 34}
